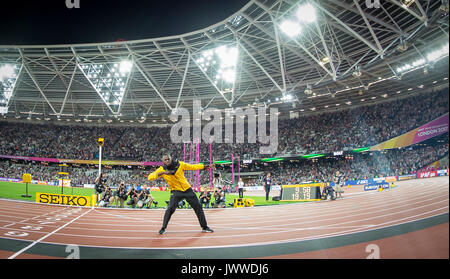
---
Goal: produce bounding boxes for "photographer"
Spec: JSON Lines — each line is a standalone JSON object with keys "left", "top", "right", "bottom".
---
{"left": 137, "top": 187, "right": 155, "bottom": 209}
{"left": 321, "top": 182, "right": 336, "bottom": 201}
{"left": 112, "top": 182, "right": 128, "bottom": 208}
{"left": 212, "top": 186, "right": 226, "bottom": 208}
{"left": 199, "top": 188, "right": 212, "bottom": 208}
{"left": 98, "top": 185, "right": 113, "bottom": 207}
{"left": 126, "top": 186, "right": 139, "bottom": 208}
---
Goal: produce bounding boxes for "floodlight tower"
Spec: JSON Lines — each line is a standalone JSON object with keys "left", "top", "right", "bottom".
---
{"left": 98, "top": 138, "right": 104, "bottom": 176}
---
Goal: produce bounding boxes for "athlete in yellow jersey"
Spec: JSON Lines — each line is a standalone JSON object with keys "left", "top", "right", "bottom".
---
{"left": 148, "top": 154, "right": 215, "bottom": 235}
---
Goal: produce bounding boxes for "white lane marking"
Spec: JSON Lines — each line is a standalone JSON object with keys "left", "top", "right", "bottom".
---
{"left": 7, "top": 209, "right": 93, "bottom": 259}
{"left": 17, "top": 210, "right": 449, "bottom": 251}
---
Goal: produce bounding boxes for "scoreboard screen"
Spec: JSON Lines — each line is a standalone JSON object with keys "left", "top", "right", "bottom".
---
{"left": 280, "top": 183, "right": 324, "bottom": 201}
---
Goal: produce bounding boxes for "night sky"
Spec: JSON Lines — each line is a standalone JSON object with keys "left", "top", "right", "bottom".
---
{"left": 1, "top": 0, "right": 249, "bottom": 45}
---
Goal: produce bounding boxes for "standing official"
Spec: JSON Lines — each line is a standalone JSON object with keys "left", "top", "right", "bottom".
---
{"left": 333, "top": 171, "right": 344, "bottom": 199}
{"left": 237, "top": 178, "right": 245, "bottom": 199}
{"left": 263, "top": 172, "right": 272, "bottom": 201}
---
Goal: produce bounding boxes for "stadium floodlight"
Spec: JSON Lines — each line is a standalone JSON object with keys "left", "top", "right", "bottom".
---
{"left": 281, "top": 94, "right": 294, "bottom": 102}
{"left": 426, "top": 43, "right": 449, "bottom": 62}
{"left": 295, "top": 3, "right": 316, "bottom": 23}
{"left": 79, "top": 61, "right": 132, "bottom": 113}
{"left": 0, "top": 64, "right": 16, "bottom": 81}
{"left": 396, "top": 43, "right": 448, "bottom": 74}
{"left": 119, "top": 60, "right": 133, "bottom": 73}
{"left": 280, "top": 20, "right": 302, "bottom": 38}
{"left": 304, "top": 84, "right": 313, "bottom": 95}
{"left": 0, "top": 63, "right": 21, "bottom": 114}
{"left": 352, "top": 66, "right": 362, "bottom": 77}
{"left": 194, "top": 44, "right": 238, "bottom": 93}
{"left": 221, "top": 69, "right": 235, "bottom": 84}
{"left": 400, "top": 0, "right": 415, "bottom": 8}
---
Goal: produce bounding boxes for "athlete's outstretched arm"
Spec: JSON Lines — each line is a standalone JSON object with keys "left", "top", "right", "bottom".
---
{"left": 148, "top": 167, "right": 173, "bottom": 181}
{"left": 181, "top": 162, "right": 215, "bottom": 171}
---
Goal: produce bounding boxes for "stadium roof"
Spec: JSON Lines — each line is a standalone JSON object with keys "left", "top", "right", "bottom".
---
{"left": 0, "top": 0, "right": 449, "bottom": 124}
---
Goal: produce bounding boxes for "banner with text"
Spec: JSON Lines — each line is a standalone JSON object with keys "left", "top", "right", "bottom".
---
{"left": 370, "top": 113, "right": 449, "bottom": 151}
{"left": 36, "top": 192, "right": 93, "bottom": 207}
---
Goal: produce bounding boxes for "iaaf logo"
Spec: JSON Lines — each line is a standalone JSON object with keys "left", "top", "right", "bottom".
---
{"left": 169, "top": 100, "right": 278, "bottom": 154}
{"left": 419, "top": 171, "right": 437, "bottom": 178}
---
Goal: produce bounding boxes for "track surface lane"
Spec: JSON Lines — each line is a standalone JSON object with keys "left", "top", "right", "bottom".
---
{"left": 0, "top": 176, "right": 448, "bottom": 258}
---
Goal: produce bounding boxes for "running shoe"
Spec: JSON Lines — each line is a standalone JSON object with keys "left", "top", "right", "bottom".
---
{"left": 202, "top": 227, "right": 214, "bottom": 233}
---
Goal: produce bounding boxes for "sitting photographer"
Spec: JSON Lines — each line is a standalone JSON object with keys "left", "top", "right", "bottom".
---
{"left": 165, "top": 199, "right": 186, "bottom": 209}
{"left": 111, "top": 182, "right": 128, "bottom": 208}
{"left": 211, "top": 172, "right": 227, "bottom": 208}
{"left": 321, "top": 183, "right": 336, "bottom": 201}
{"left": 98, "top": 186, "right": 113, "bottom": 207}
{"left": 212, "top": 186, "right": 226, "bottom": 208}
{"left": 137, "top": 187, "right": 156, "bottom": 209}
{"left": 126, "top": 186, "right": 139, "bottom": 208}
{"left": 199, "top": 188, "right": 212, "bottom": 208}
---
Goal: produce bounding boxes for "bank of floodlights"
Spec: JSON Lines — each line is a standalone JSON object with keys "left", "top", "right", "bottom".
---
{"left": 396, "top": 43, "right": 449, "bottom": 75}
{"left": 195, "top": 45, "right": 239, "bottom": 94}
{"left": 279, "top": 3, "right": 316, "bottom": 38}
{"left": 79, "top": 60, "right": 133, "bottom": 112}
{"left": 0, "top": 63, "right": 21, "bottom": 114}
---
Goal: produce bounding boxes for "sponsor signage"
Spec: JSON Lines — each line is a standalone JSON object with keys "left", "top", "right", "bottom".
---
{"left": 346, "top": 178, "right": 385, "bottom": 186}
{"left": 36, "top": 192, "right": 93, "bottom": 207}
{"left": 364, "top": 183, "right": 389, "bottom": 191}
{"left": 398, "top": 174, "right": 416, "bottom": 180}
{"left": 418, "top": 171, "right": 437, "bottom": 178}
{"left": 244, "top": 186, "right": 264, "bottom": 191}
{"left": 370, "top": 114, "right": 449, "bottom": 151}
{"left": 58, "top": 179, "right": 71, "bottom": 187}
{"left": 385, "top": 176, "right": 397, "bottom": 182}
{"left": 0, "top": 177, "right": 22, "bottom": 183}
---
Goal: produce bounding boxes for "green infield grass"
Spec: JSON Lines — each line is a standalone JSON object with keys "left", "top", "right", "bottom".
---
{"left": 0, "top": 181, "right": 304, "bottom": 208}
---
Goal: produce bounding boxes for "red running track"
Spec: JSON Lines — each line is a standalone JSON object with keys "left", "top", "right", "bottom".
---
{"left": 0, "top": 176, "right": 448, "bottom": 259}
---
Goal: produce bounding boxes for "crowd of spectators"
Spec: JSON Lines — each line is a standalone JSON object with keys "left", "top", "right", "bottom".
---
{"left": 1, "top": 141, "right": 447, "bottom": 188}
{"left": 0, "top": 88, "right": 448, "bottom": 162}
{"left": 243, "top": 142, "right": 448, "bottom": 186}
{"left": 0, "top": 87, "right": 448, "bottom": 194}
